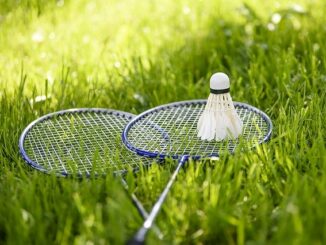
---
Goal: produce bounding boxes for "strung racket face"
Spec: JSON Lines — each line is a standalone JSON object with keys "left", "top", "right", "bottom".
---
{"left": 19, "top": 109, "right": 148, "bottom": 177}
{"left": 123, "top": 100, "right": 273, "bottom": 159}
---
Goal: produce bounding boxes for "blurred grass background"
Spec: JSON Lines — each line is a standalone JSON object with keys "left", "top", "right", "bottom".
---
{"left": 0, "top": 0, "right": 325, "bottom": 244}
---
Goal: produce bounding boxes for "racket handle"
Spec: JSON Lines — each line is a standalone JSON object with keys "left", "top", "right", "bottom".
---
{"left": 127, "top": 155, "right": 189, "bottom": 244}
{"left": 130, "top": 193, "right": 164, "bottom": 240}
{"left": 126, "top": 230, "right": 146, "bottom": 245}
{"left": 120, "top": 178, "right": 164, "bottom": 240}
{"left": 126, "top": 239, "right": 144, "bottom": 245}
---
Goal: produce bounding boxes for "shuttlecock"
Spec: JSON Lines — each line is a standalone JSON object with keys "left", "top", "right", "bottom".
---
{"left": 197, "top": 72, "right": 243, "bottom": 141}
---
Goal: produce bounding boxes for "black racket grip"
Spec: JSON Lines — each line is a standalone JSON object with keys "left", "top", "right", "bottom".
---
{"left": 126, "top": 237, "right": 145, "bottom": 245}
{"left": 126, "top": 226, "right": 148, "bottom": 245}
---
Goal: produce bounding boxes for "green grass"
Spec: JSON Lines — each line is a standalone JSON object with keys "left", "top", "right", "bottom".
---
{"left": 0, "top": 0, "right": 325, "bottom": 244}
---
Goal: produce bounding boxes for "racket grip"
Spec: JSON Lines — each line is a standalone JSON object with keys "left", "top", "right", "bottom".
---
{"left": 126, "top": 238, "right": 144, "bottom": 245}
{"left": 126, "top": 227, "right": 147, "bottom": 245}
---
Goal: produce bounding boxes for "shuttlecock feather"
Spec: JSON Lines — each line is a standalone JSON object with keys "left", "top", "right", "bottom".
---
{"left": 197, "top": 72, "right": 243, "bottom": 141}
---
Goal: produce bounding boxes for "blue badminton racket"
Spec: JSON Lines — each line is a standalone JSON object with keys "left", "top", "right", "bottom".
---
{"left": 122, "top": 99, "right": 273, "bottom": 244}
{"left": 19, "top": 108, "right": 163, "bottom": 238}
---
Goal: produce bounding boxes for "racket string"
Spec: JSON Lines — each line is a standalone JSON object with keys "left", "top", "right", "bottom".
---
{"left": 23, "top": 111, "right": 149, "bottom": 175}
{"left": 126, "top": 104, "right": 270, "bottom": 157}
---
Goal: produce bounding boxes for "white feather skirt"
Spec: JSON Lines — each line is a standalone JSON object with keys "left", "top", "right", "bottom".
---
{"left": 197, "top": 93, "right": 243, "bottom": 141}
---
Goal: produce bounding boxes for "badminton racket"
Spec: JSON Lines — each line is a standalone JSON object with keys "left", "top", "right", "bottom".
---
{"left": 122, "top": 99, "right": 273, "bottom": 244}
{"left": 19, "top": 108, "right": 163, "bottom": 239}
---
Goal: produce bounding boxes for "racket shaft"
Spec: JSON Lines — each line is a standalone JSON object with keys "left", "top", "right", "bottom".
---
{"left": 120, "top": 178, "right": 163, "bottom": 240}
{"left": 128, "top": 155, "right": 189, "bottom": 244}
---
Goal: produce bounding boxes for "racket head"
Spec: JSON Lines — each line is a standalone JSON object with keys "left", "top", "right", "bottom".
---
{"left": 19, "top": 108, "right": 147, "bottom": 177}
{"left": 122, "top": 100, "right": 273, "bottom": 159}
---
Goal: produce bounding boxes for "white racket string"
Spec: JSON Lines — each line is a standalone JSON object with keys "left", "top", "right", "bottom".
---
{"left": 126, "top": 103, "right": 270, "bottom": 157}
{"left": 22, "top": 110, "right": 147, "bottom": 175}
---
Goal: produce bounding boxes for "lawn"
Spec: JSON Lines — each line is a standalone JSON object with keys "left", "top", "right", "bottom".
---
{"left": 0, "top": 0, "right": 325, "bottom": 244}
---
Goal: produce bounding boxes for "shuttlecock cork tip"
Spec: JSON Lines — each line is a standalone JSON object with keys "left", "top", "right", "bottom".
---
{"left": 210, "top": 73, "right": 230, "bottom": 94}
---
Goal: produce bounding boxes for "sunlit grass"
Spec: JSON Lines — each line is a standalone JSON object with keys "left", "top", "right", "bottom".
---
{"left": 0, "top": 0, "right": 325, "bottom": 244}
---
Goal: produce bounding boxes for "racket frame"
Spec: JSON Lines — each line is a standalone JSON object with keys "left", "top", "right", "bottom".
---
{"left": 122, "top": 99, "right": 273, "bottom": 160}
{"left": 19, "top": 108, "right": 134, "bottom": 177}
